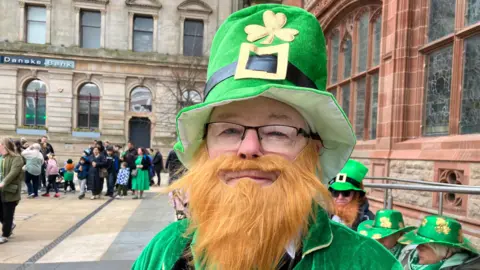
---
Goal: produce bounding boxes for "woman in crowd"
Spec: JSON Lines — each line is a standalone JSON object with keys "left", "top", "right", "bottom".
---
{"left": 88, "top": 147, "right": 106, "bottom": 200}
{"left": 152, "top": 149, "right": 164, "bottom": 186}
{"left": 132, "top": 148, "right": 150, "bottom": 199}
{"left": 43, "top": 153, "right": 60, "bottom": 198}
{"left": 398, "top": 215, "right": 479, "bottom": 269}
{"left": 39, "top": 143, "right": 49, "bottom": 190}
{"left": 0, "top": 138, "right": 24, "bottom": 244}
{"left": 21, "top": 143, "right": 44, "bottom": 198}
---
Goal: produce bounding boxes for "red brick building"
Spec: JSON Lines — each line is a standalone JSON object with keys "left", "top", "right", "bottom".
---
{"left": 304, "top": 0, "right": 480, "bottom": 246}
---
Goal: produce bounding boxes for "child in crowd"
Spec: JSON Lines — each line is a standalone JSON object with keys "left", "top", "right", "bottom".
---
{"left": 75, "top": 156, "right": 90, "bottom": 200}
{"left": 43, "top": 153, "right": 60, "bottom": 198}
{"left": 63, "top": 159, "right": 75, "bottom": 193}
{"left": 115, "top": 162, "right": 130, "bottom": 199}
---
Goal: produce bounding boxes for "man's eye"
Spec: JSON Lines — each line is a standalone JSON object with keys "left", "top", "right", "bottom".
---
{"left": 219, "top": 128, "right": 242, "bottom": 135}
{"left": 266, "top": 131, "right": 289, "bottom": 138}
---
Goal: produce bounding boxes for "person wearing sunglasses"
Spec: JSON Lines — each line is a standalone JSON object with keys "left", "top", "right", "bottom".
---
{"left": 133, "top": 4, "right": 402, "bottom": 270}
{"left": 329, "top": 159, "right": 375, "bottom": 231}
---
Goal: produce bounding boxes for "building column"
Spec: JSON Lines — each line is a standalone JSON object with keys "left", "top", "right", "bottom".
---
{"left": 152, "top": 15, "right": 158, "bottom": 53}
{"left": 19, "top": 1, "right": 26, "bottom": 42}
{"left": 179, "top": 16, "right": 185, "bottom": 55}
{"left": 101, "top": 10, "right": 106, "bottom": 48}
{"left": 74, "top": 7, "right": 80, "bottom": 46}
{"left": 46, "top": 4, "right": 52, "bottom": 44}
{"left": 128, "top": 12, "right": 134, "bottom": 51}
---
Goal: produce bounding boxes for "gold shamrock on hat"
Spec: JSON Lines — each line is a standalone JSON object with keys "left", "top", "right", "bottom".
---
{"left": 380, "top": 217, "right": 392, "bottom": 229}
{"left": 372, "top": 234, "right": 382, "bottom": 239}
{"left": 422, "top": 218, "right": 428, "bottom": 227}
{"left": 359, "top": 230, "right": 368, "bottom": 236}
{"left": 435, "top": 218, "right": 451, "bottom": 235}
{"left": 245, "top": 10, "right": 299, "bottom": 45}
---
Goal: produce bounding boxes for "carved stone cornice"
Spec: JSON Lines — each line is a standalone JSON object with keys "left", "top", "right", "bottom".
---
{"left": 178, "top": 0, "right": 213, "bottom": 15}
{"left": 125, "top": 0, "right": 162, "bottom": 10}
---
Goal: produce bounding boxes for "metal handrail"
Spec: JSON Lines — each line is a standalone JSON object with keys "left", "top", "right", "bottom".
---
{"left": 364, "top": 177, "right": 480, "bottom": 189}
{"left": 363, "top": 182, "right": 480, "bottom": 216}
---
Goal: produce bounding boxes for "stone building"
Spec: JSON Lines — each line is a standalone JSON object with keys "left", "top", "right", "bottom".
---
{"left": 306, "top": 0, "right": 480, "bottom": 246}
{"left": 0, "top": 0, "right": 249, "bottom": 159}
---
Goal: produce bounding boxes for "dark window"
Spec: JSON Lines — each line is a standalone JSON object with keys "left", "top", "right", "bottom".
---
{"left": 355, "top": 78, "right": 367, "bottom": 139}
{"left": 133, "top": 15, "right": 154, "bottom": 52}
{"left": 183, "top": 19, "right": 204, "bottom": 56}
{"left": 330, "top": 31, "right": 340, "bottom": 85}
{"left": 130, "top": 87, "right": 153, "bottom": 112}
{"left": 357, "top": 13, "right": 369, "bottom": 73}
{"left": 78, "top": 83, "right": 100, "bottom": 129}
{"left": 24, "top": 80, "right": 47, "bottom": 126}
{"left": 81, "top": 10, "right": 101, "bottom": 49}
{"left": 460, "top": 35, "right": 480, "bottom": 134}
{"left": 27, "top": 6, "right": 46, "bottom": 44}
{"left": 342, "top": 84, "right": 351, "bottom": 119}
{"left": 343, "top": 37, "right": 353, "bottom": 79}
{"left": 370, "top": 74, "right": 379, "bottom": 139}
{"left": 424, "top": 46, "right": 453, "bottom": 136}
{"left": 428, "top": 0, "right": 455, "bottom": 42}
{"left": 466, "top": 0, "right": 480, "bottom": 26}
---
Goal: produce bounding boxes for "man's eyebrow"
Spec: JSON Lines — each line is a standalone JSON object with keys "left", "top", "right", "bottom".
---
{"left": 268, "top": 113, "right": 292, "bottom": 121}
{"left": 215, "top": 112, "right": 239, "bottom": 120}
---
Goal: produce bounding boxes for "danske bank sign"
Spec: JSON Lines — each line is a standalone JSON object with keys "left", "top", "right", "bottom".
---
{"left": 0, "top": 55, "right": 75, "bottom": 69}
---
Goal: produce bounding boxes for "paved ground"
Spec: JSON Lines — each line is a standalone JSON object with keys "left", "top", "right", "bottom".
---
{"left": 0, "top": 175, "right": 174, "bottom": 270}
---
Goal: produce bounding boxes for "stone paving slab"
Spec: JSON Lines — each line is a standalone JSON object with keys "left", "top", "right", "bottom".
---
{"left": 101, "top": 192, "right": 174, "bottom": 261}
{"left": 0, "top": 193, "right": 105, "bottom": 264}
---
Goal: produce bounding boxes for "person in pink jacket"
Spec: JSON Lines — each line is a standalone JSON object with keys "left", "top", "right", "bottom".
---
{"left": 42, "top": 153, "right": 60, "bottom": 198}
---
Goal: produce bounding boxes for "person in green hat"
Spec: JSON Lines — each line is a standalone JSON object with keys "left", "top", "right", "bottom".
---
{"left": 357, "top": 209, "right": 416, "bottom": 259}
{"left": 132, "top": 4, "right": 402, "bottom": 270}
{"left": 329, "top": 159, "right": 375, "bottom": 230}
{"left": 398, "top": 215, "right": 479, "bottom": 270}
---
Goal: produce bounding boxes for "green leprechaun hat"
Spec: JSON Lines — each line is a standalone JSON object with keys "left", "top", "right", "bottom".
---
{"left": 173, "top": 4, "right": 356, "bottom": 183}
{"left": 358, "top": 209, "right": 416, "bottom": 240}
{"left": 398, "top": 215, "right": 478, "bottom": 254}
{"left": 328, "top": 159, "right": 368, "bottom": 193}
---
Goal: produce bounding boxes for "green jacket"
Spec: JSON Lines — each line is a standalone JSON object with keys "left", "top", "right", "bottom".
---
{"left": 1, "top": 154, "right": 24, "bottom": 202}
{"left": 132, "top": 209, "right": 402, "bottom": 270}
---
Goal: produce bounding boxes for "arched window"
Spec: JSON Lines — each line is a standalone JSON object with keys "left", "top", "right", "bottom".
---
{"left": 130, "top": 86, "right": 152, "bottom": 112}
{"left": 78, "top": 83, "right": 100, "bottom": 129}
{"left": 327, "top": 7, "right": 382, "bottom": 141}
{"left": 181, "top": 90, "right": 202, "bottom": 107}
{"left": 24, "top": 79, "right": 46, "bottom": 126}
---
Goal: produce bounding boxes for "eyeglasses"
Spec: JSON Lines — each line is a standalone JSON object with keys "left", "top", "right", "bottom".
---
{"left": 330, "top": 190, "right": 352, "bottom": 198}
{"left": 204, "top": 122, "right": 317, "bottom": 154}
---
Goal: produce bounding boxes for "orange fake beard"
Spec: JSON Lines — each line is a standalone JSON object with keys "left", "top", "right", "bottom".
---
{"left": 333, "top": 193, "right": 363, "bottom": 227}
{"left": 168, "top": 141, "right": 333, "bottom": 270}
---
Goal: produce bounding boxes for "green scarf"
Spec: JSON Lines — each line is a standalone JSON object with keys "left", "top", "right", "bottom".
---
{"left": 389, "top": 244, "right": 404, "bottom": 259}
{"left": 408, "top": 250, "right": 444, "bottom": 270}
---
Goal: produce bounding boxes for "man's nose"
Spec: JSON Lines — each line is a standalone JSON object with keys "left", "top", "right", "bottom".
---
{"left": 237, "top": 129, "right": 263, "bottom": 159}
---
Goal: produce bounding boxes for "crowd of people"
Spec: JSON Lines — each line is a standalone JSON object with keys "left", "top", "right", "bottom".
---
{"left": 0, "top": 135, "right": 184, "bottom": 245}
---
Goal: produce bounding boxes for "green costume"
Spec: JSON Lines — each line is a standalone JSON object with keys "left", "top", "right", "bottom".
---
{"left": 357, "top": 209, "right": 416, "bottom": 259}
{"left": 132, "top": 156, "right": 150, "bottom": 191}
{"left": 329, "top": 159, "right": 368, "bottom": 193}
{"left": 133, "top": 208, "right": 401, "bottom": 270}
{"left": 399, "top": 215, "right": 479, "bottom": 270}
{"left": 133, "top": 4, "right": 402, "bottom": 270}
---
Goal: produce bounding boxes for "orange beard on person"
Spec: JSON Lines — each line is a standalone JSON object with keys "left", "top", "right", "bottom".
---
{"left": 333, "top": 193, "right": 363, "bottom": 227}
{"left": 168, "top": 141, "right": 333, "bottom": 270}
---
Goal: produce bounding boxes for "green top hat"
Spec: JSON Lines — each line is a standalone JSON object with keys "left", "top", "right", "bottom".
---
{"left": 358, "top": 209, "right": 416, "bottom": 240}
{"left": 173, "top": 4, "right": 356, "bottom": 183}
{"left": 398, "top": 215, "right": 478, "bottom": 255}
{"left": 328, "top": 159, "right": 368, "bottom": 192}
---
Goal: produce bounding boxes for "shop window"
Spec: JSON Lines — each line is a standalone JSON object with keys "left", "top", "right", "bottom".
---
{"left": 24, "top": 80, "right": 46, "bottom": 126}
{"left": 78, "top": 83, "right": 100, "bottom": 129}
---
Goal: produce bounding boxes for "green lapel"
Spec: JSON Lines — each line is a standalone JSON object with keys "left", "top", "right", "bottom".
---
{"left": 301, "top": 207, "right": 333, "bottom": 258}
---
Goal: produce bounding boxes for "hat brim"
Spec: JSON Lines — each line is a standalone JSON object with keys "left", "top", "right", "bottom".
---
{"left": 174, "top": 84, "right": 356, "bottom": 184}
{"left": 398, "top": 230, "right": 478, "bottom": 255}
{"left": 329, "top": 182, "right": 365, "bottom": 193}
{"left": 358, "top": 220, "right": 416, "bottom": 239}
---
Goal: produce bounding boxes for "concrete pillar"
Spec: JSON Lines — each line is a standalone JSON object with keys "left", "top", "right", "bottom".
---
{"left": 153, "top": 15, "right": 158, "bottom": 53}
{"left": 128, "top": 12, "right": 134, "bottom": 51}
{"left": 46, "top": 4, "right": 52, "bottom": 44}
{"left": 19, "top": 1, "right": 25, "bottom": 42}
{"left": 74, "top": 7, "right": 80, "bottom": 46}
{"left": 101, "top": 10, "right": 106, "bottom": 48}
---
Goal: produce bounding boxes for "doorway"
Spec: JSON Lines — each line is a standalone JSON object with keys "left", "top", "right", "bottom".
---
{"left": 129, "top": 117, "right": 151, "bottom": 148}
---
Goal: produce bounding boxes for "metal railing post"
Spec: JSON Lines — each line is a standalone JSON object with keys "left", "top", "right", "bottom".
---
{"left": 387, "top": 190, "right": 393, "bottom": 209}
{"left": 438, "top": 192, "right": 444, "bottom": 216}
{"left": 383, "top": 188, "right": 388, "bottom": 209}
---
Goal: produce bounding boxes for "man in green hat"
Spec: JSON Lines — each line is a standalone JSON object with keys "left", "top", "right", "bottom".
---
{"left": 398, "top": 215, "right": 479, "bottom": 270}
{"left": 329, "top": 159, "right": 375, "bottom": 230}
{"left": 357, "top": 209, "right": 416, "bottom": 259}
{"left": 132, "top": 4, "right": 401, "bottom": 270}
